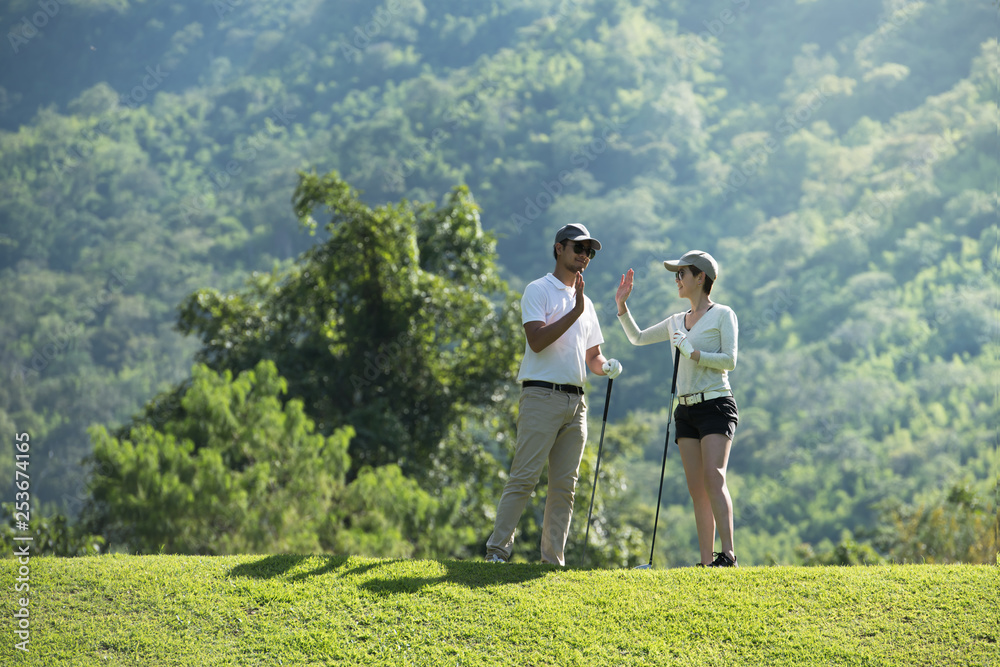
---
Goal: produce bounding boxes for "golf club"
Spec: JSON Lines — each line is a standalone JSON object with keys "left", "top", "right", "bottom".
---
{"left": 635, "top": 347, "right": 681, "bottom": 570}
{"left": 582, "top": 377, "right": 613, "bottom": 566}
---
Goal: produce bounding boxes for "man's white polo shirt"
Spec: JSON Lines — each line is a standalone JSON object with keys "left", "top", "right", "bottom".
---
{"left": 516, "top": 273, "right": 604, "bottom": 387}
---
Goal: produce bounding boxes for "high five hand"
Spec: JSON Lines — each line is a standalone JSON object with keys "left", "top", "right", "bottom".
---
{"left": 615, "top": 269, "right": 634, "bottom": 315}
{"left": 574, "top": 271, "right": 585, "bottom": 312}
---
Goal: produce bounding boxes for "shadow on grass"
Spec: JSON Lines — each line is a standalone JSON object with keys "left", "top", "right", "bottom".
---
{"left": 358, "top": 560, "right": 555, "bottom": 596}
{"left": 226, "top": 555, "right": 554, "bottom": 593}
{"left": 227, "top": 554, "right": 350, "bottom": 580}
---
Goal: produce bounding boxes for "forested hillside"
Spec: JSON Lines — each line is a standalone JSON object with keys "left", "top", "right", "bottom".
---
{"left": 1, "top": 0, "right": 996, "bottom": 565}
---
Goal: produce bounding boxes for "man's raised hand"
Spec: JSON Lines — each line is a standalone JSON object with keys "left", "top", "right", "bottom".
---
{"left": 574, "top": 271, "right": 585, "bottom": 311}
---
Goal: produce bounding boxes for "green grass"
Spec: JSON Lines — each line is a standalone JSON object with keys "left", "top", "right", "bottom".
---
{"left": 1, "top": 556, "right": 996, "bottom": 666}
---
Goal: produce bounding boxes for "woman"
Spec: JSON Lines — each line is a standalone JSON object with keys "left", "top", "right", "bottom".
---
{"left": 615, "top": 250, "right": 740, "bottom": 567}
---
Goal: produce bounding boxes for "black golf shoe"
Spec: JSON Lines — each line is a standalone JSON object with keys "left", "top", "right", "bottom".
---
{"left": 708, "top": 552, "right": 738, "bottom": 567}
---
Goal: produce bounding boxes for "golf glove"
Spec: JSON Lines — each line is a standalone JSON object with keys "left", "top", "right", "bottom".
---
{"left": 602, "top": 358, "right": 623, "bottom": 379}
{"left": 671, "top": 331, "right": 694, "bottom": 359}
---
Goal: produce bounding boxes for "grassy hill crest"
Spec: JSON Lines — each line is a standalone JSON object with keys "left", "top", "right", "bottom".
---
{"left": 1, "top": 555, "right": 996, "bottom": 665}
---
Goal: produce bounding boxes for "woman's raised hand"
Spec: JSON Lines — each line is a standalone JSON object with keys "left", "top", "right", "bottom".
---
{"left": 615, "top": 268, "right": 634, "bottom": 315}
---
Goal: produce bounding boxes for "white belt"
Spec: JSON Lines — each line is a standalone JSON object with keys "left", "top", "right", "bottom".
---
{"left": 677, "top": 390, "right": 731, "bottom": 406}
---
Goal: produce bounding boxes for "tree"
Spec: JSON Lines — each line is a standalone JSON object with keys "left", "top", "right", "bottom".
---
{"left": 93, "top": 171, "right": 523, "bottom": 557}
{"left": 84, "top": 359, "right": 496, "bottom": 558}
{"left": 85, "top": 360, "right": 353, "bottom": 555}
{"left": 874, "top": 483, "right": 998, "bottom": 565}
{"left": 796, "top": 531, "right": 886, "bottom": 566}
{"left": 173, "top": 170, "right": 523, "bottom": 483}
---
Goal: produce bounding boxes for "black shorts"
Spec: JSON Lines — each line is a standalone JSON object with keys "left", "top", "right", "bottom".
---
{"left": 674, "top": 396, "right": 739, "bottom": 442}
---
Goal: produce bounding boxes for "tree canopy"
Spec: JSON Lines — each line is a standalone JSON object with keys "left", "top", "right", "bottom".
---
{"left": 172, "top": 170, "right": 522, "bottom": 481}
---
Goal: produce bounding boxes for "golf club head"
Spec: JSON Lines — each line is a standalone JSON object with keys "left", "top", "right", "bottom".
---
{"left": 633, "top": 563, "right": 652, "bottom": 570}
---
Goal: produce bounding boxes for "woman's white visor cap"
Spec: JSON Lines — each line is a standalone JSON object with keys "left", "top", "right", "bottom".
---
{"left": 663, "top": 250, "right": 718, "bottom": 281}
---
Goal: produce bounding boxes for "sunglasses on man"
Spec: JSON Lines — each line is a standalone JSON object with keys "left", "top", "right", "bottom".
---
{"left": 565, "top": 241, "right": 596, "bottom": 259}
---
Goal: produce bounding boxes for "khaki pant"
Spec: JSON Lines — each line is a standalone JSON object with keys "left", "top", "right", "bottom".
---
{"left": 486, "top": 386, "right": 588, "bottom": 565}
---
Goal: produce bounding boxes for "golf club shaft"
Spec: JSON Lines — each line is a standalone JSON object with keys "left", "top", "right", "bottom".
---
{"left": 645, "top": 347, "right": 681, "bottom": 567}
{"left": 582, "top": 377, "right": 613, "bottom": 565}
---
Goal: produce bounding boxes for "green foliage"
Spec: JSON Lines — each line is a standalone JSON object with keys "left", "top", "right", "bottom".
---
{"left": 796, "top": 531, "right": 886, "bottom": 566}
{"left": 328, "top": 464, "right": 476, "bottom": 559}
{"left": 0, "top": 504, "right": 105, "bottom": 557}
{"left": 82, "top": 358, "right": 496, "bottom": 558}
{"left": 873, "top": 482, "right": 999, "bottom": 565}
{"left": 570, "top": 409, "right": 654, "bottom": 568}
{"left": 174, "top": 170, "right": 522, "bottom": 481}
{"left": 84, "top": 360, "right": 353, "bottom": 555}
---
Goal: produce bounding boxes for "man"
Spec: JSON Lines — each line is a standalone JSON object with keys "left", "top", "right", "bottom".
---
{"left": 486, "top": 223, "right": 623, "bottom": 565}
